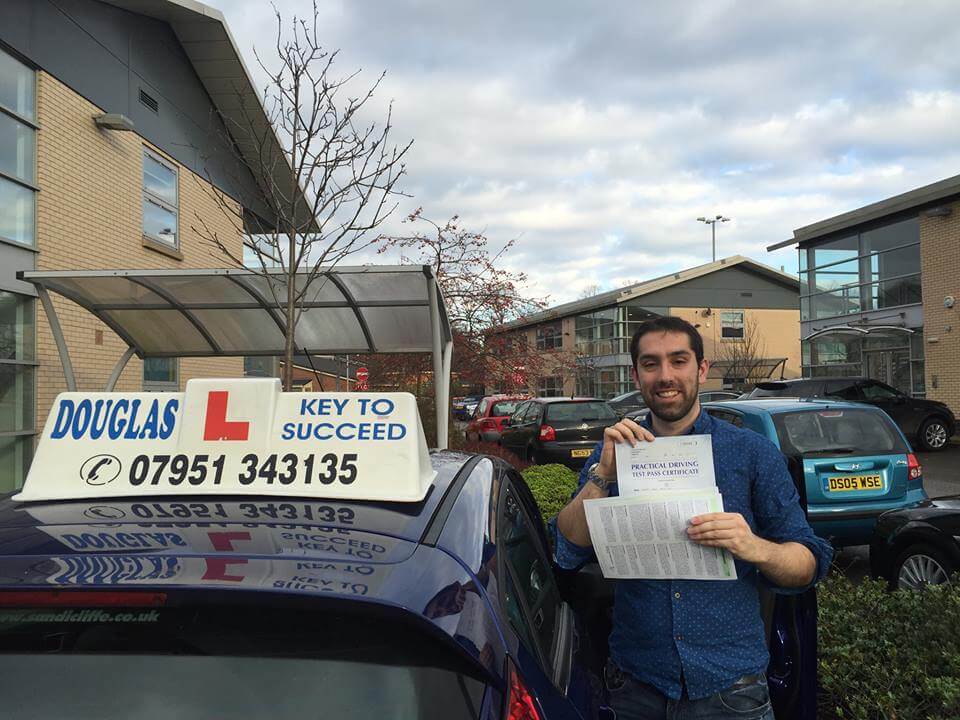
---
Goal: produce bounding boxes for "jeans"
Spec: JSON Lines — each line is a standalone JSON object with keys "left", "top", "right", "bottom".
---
{"left": 605, "top": 663, "right": 775, "bottom": 720}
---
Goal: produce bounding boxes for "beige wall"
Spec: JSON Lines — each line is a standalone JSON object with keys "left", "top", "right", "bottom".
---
{"left": 34, "top": 72, "right": 244, "bottom": 432}
{"left": 669, "top": 306, "right": 802, "bottom": 389}
{"left": 920, "top": 201, "right": 960, "bottom": 410}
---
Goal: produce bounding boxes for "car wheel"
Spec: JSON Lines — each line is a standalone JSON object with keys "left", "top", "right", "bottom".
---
{"left": 918, "top": 417, "right": 950, "bottom": 451}
{"left": 893, "top": 543, "right": 955, "bottom": 590}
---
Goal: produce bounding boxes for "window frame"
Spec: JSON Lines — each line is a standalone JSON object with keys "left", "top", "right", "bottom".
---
{"left": 495, "top": 478, "right": 566, "bottom": 685}
{"left": 537, "top": 375, "right": 563, "bottom": 397}
{"left": 142, "top": 147, "right": 180, "bottom": 249}
{"left": 0, "top": 291, "right": 37, "bottom": 491}
{"left": 142, "top": 357, "right": 179, "bottom": 392}
{"left": 535, "top": 322, "right": 563, "bottom": 351}
{"left": 720, "top": 310, "right": 745, "bottom": 340}
{"left": 0, "top": 46, "right": 37, "bottom": 250}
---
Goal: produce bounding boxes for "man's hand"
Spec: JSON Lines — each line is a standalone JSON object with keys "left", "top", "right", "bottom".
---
{"left": 686, "top": 512, "right": 764, "bottom": 563}
{"left": 687, "top": 511, "right": 817, "bottom": 587}
{"left": 597, "top": 417, "right": 656, "bottom": 480}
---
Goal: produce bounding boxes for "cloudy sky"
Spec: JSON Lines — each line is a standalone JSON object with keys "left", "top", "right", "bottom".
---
{"left": 224, "top": 0, "right": 960, "bottom": 306}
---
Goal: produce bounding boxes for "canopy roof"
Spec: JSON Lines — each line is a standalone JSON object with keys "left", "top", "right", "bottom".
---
{"left": 20, "top": 266, "right": 451, "bottom": 358}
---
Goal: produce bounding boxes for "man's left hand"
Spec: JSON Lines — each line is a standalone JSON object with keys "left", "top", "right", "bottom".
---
{"left": 687, "top": 512, "right": 766, "bottom": 564}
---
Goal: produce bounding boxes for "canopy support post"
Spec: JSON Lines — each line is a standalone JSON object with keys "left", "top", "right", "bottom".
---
{"left": 37, "top": 286, "right": 76, "bottom": 392}
{"left": 105, "top": 347, "right": 137, "bottom": 391}
{"left": 428, "top": 276, "right": 449, "bottom": 449}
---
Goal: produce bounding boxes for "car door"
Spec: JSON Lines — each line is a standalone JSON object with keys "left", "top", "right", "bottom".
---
{"left": 516, "top": 402, "right": 543, "bottom": 454}
{"left": 496, "top": 476, "right": 589, "bottom": 716}
{"left": 859, "top": 380, "right": 916, "bottom": 435}
{"left": 500, "top": 402, "right": 530, "bottom": 452}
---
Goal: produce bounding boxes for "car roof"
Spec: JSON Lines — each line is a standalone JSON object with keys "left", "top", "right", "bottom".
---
{"left": 704, "top": 397, "right": 887, "bottom": 415}
{"left": 759, "top": 377, "right": 867, "bottom": 385}
{"left": 532, "top": 396, "right": 603, "bottom": 403}
{"left": 0, "top": 451, "right": 505, "bottom": 673}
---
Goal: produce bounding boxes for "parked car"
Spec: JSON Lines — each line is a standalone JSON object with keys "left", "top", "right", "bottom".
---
{"left": 618, "top": 391, "right": 741, "bottom": 421}
{"left": 464, "top": 394, "right": 529, "bottom": 443}
{"left": 870, "top": 496, "right": 960, "bottom": 589}
{"left": 703, "top": 398, "right": 927, "bottom": 546}
{"left": 452, "top": 394, "right": 485, "bottom": 421}
{"left": 499, "top": 397, "right": 617, "bottom": 468}
{"left": 741, "top": 377, "right": 955, "bottom": 452}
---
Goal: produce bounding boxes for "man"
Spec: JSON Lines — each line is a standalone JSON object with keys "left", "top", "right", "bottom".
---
{"left": 555, "top": 316, "right": 832, "bottom": 720}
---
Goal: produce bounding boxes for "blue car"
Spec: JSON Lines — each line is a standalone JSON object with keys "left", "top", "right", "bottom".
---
{"left": 0, "top": 452, "right": 601, "bottom": 719}
{"left": 703, "top": 398, "right": 927, "bottom": 546}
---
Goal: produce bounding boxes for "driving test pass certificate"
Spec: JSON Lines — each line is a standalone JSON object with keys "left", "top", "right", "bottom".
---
{"left": 615, "top": 434, "right": 716, "bottom": 496}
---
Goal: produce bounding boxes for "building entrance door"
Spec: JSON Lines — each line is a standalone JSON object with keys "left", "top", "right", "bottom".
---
{"left": 864, "top": 349, "right": 911, "bottom": 395}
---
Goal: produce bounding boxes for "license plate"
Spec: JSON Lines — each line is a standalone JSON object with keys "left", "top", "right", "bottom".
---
{"left": 570, "top": 449, "right": 592, "bottom": 458}
{"left": 827, "top": 474, "right": 883, "bottom": 492}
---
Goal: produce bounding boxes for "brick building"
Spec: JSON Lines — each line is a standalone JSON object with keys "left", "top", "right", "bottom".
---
{"left": 492, "top": 256, "right": 801, "bottom": 399}
{"left": 769, "top": 173, "right": 960, "bottom": 413}
{"left": 0, "top": 0, "right": 297, "bottom": 490}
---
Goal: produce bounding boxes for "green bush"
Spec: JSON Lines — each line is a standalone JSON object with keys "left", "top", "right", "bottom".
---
{"left": 817, "top": 574, "right": 960, "bottom": 719}
{"left": 521, "top": 464, "right": 579, "bottom": 522}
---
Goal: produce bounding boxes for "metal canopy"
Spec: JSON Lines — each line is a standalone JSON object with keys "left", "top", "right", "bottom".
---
{"left": 21, "top": 265, "right": 454, "bottom": 449}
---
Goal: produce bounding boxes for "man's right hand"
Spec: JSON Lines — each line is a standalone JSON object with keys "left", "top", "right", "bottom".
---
{"left": 597, "top": 417, "right": 656, "bottom": 480}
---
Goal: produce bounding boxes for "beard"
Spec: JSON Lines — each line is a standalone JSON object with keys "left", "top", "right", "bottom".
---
{"left": 641, "top": 381, "right": 699, "bottom": 422}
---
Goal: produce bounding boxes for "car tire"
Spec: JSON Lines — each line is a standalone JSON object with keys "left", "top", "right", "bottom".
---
{"left": 892, "top": 542, "right": 956, "bottom": 590}
{"left": 918, "top": 417, "right": 950, "bottom": 452}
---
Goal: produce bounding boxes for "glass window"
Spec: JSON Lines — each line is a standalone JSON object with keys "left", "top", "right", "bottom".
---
{"left": 860, "top": 381, "right": 901, "bottom": 401}
{"left": 0, "top": 364, "right": 34, "bottom": 432}
{"left": 509, "top": 401, "right": 529, "bottom": 423}
{"left": 772, "top": 408, "right": 908, "bottom": 456}
{"left": 0, "top": 291, "right": 34, "bottom": 362}
{"left": 867, "top": 245, "right": 921, "bottom": 283}
{"left": 861, "top": 217, "right": 919, "bottom": 255}
{"left": 0, "top": 112, "right": 34, "bottom": 184}
{"left": 500, "top": 485, "right": 560, "bottom": 665}
{"left": 0, "top": 50, "right": 34, "bottom": 121}
{"left": 143, "top": 357, "right": 178, "bottom": 389}
{"left": 824, "top": 380, "right": 862, "bottom": 401}
{"left": 810, "top": 286, "right": 861, "bottom": 319}
{"left": 536, "top": 322, "right": 563, "bottom": 351}
{"left": 538, "top": 376, "right": 563, "bottom": 397}
{"left": 0, "top": 291, "right": 35, "bottom": 491}
{"left": 142, "top": 149, "right": 178, "bottom": 247}
{"left": 811, "top": 234, "right": 858, "bottom": 269}
{"left": 544, "top": 401, "right": 616, "bottom": 423}
{"left": 0, "top": 176, "right": 34, "bottom": 246}
{"left": 799, "top": 248, "right": 808, "bottom": 272}
{"left": 0, "top": 605, "right": 486, "bottom": 720}
{"left": 490, "top": 400, "right": 521, "bottom": 416}
{"left": 720, "top": 311, "right": 744, "bottom": 339}
{"left": 808, "top": 259, "right": 859, "bottom": 293}
{"left": 863, "top": 275, "right": 921, "bottom": 311}
{"left": 0, "top": 434, "right": 31, "bottom": 494}
{"left": 522, "top": 402, "right": 542, "bottom": 423}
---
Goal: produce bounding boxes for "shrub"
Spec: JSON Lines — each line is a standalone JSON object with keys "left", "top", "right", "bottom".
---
{"left": 521, "top": 464, "right": 579, "bottom": 522}
{"left": 817, "top": 573, "right": 960, "bottom": 719}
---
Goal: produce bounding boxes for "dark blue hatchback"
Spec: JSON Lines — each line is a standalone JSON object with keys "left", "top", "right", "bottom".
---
{"left": 0, "top": 452, "right": 598, "bottom": 720}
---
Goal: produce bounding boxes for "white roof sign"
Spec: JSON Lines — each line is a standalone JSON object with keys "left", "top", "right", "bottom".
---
{"left": 16, "top": 379, "right": 435, "bottom": 503}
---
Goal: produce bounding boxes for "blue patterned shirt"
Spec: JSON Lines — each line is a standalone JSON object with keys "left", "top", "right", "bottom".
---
{"left": 553, "top": 409, "right": 832, "bottom": 700}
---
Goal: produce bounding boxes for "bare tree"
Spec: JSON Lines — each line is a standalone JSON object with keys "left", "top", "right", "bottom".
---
{"left": 193, "top": 2, "right": 412, "bottom": 389}
{"left": 712, "top": 316, "right": 778, "bottom": 391}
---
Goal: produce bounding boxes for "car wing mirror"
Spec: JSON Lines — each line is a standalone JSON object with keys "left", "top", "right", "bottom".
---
{"left": 502, "top": 418, "right": 511, "bottom": 426}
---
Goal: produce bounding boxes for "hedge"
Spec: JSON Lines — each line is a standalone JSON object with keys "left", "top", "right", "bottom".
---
{"left": 521, "top": 464, "right": 579, "bottom": 522}
{"left": 817, "top": 573, "right": 960, "bottom": 719}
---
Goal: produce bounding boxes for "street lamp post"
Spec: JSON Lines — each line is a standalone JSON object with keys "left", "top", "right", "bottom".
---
{"left": 697, "top": 215, "right": 731, "bottom": 262}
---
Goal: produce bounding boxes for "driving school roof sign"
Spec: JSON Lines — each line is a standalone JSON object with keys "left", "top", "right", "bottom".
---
{"left": 15, "top": 378, "right": 435, "bottom": 503}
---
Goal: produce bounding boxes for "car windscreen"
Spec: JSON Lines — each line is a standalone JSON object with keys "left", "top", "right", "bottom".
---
{"left": 490, "top": 400, "right": 521, "bottom": 416}
{"left": 0, "top": 597, "right": 487, "bottom": 719}
{"left": 772, "top": 409, "right": 909, "bottom": 456}
{"left": 545, "top": 401, "right": 617, "bottom": 423}
{"left": 746, "top": 384, "right": 789, "bottom": 398}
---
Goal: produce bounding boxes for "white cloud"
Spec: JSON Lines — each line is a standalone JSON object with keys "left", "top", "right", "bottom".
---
{"left": 220, "top": 0, "right": 960, "bottom": 305}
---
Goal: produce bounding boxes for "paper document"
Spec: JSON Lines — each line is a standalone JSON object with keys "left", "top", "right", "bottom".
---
{"left": 583, "top": 490, "right": 737, "bottom": 581}
{"left": 616, "top": 435, "right": 716, "bottom": 495}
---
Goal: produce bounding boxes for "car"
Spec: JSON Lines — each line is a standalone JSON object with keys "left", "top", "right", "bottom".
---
{"left": 0, "top": 378, "right": 601, "bottom": 720}
{"left": 0, "top": 378, "right": 820, "bottom": 720}
{"left": 702, "top": 398, "right": 928, "bottom": 547}
{"left": 453, "top": 394, "right": 486, "bottom": 421}
{"left": 618, "top": 391, "right": 741, "bottom": 422}
{"left": 498, "top": 397, "right": 618, "bottom": 468}
{"left": 465, "top": 394, "right": 530, "bottom": 443}
{"left": 740, "top": 377, "right": 956, "bottom": 452}
{"left": 870, "top": 495, "right": 960, "bottom": 590}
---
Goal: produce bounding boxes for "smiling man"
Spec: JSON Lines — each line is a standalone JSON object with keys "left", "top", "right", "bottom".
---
{"left": 555, "top": 316, "right": 832, "bottom": 720}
